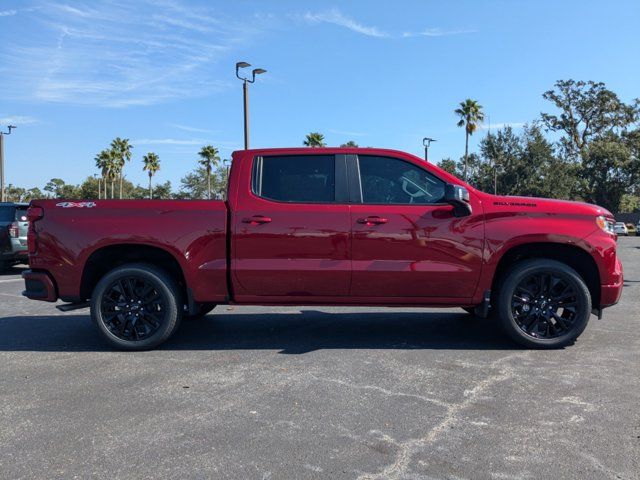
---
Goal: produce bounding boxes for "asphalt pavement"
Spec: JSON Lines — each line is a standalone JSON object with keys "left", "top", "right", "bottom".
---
{"left": 1, "top": 238, "right": 638, "bottom": 479}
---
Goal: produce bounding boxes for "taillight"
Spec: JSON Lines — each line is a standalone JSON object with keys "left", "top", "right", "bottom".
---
{"left": 9, "top": 222, "right": 19, "bottom": 238}
{"left": 26, "top": 205, "right": 44, "bottom": 254}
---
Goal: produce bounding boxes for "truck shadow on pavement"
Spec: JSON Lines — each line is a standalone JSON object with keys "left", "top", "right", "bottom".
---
{"left": 0, "top": 266, "right": 27, "bottom": 277}
{"left": 0, "top": 310, "right": 517, "bottom": 352}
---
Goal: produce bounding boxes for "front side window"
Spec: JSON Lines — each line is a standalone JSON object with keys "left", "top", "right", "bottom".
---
{"left": 358, "top": 155, "right": 445, "bottom": 204}
{"left": 253, "top": 155, "right": 335, "bottom": 203}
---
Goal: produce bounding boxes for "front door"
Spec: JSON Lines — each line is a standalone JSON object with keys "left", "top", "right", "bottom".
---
{"left": 349, "top": 154, "right": 484, "bottom": 299}
{"left": 233, "top": 153, "right": 351, "bottom": 299}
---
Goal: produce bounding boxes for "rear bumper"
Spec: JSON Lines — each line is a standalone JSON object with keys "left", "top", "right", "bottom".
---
{"left": 22, "top": 269, "right": 58, "bottom": 302}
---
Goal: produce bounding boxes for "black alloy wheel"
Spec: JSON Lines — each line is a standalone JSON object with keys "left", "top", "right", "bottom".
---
{"left": 496, "top": 259, "right": 591, "bottom": 348}
{"left": 511, "top": 271, "right": 579, "bottom": 339}
{"left": 100, "top": 275, "right": 166, "bottom": 341}
{"left": 91, "top": 263, "right": 181, "bottom": 350}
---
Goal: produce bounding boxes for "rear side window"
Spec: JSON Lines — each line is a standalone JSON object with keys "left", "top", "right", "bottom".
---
{"left": 0, "top": 206, "right": 15, "bottom": 222}
{"left": 358, "top": 155, "right": 445, "bottom": 204}
{"left": 15, "top": 207, "right": 28, "bottom": 222}
{"left": 252, "top": 155, "right": 335, "bottom": 203}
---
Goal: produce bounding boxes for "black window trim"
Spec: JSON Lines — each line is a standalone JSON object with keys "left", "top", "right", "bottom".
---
{"left": 350, "top": 154, "right": 449, "bottom": 206}
{"left": 250, "top": 154, "right": 350, "bottom": 205}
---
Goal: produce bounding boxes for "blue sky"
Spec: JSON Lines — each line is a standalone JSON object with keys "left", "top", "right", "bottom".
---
{"left": 1, "top": 0, "right": 639, "bottom": 190}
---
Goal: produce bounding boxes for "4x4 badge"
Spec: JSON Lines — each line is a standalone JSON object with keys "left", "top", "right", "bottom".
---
{"left": 55, "top": 202, "right": 97, "bottom": 208}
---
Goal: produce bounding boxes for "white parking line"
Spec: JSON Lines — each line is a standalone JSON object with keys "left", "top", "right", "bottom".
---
{"left": 0, "top": 278, "right": 23, "bottom": 283}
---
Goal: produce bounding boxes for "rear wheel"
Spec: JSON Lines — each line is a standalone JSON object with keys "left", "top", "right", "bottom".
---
{"left": 496, "top": 259, "right": 591, "bottom": 349}
{"left": 90, "top": 263, "right": 181, "bottom": 351}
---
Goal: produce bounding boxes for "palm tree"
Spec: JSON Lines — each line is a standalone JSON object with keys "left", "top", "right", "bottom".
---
{"left": 110, "top": 137, "right": 133, "bottom": 199}
{"left": 304, "top": 132, "right": 326, "bottom": 147}
{"left": 94, "top": 149, "right": 113, "bottom": 199}
{"left": 198, "top": 145, "right": 220, "bottom": 199}
{"left": 455, "top": 99, "right": 485, "bottom": 181}
{"left": 340, "top": 140, "right": 358, "bottom": 148}
{"left": 142, "top": 152, "right": 161, "bottom": 199}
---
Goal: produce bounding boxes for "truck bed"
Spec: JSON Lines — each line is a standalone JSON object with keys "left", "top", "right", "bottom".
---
{"left": 28, "top": 199, "right": 229, "bottom": 303}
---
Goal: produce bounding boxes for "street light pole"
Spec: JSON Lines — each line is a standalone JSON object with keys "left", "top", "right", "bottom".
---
{"left": 236, "top": 62, "right": 267, "bottom": 150}
{"left": 0, "top": 125, "right": 17, "bottom": 203}
{"left": 423, "top": 137, "right": 436, "bottom": 162}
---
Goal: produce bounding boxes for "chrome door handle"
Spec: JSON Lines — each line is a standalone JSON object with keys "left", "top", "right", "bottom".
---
{"left": 357, "top": 216, "right": 388, "bottom": 225}
{"left": 242, "top": 215, "right": 272, "bottom": 225}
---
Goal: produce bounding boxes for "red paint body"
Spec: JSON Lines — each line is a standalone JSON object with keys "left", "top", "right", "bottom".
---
{"left": 23, "top": 148, "right": 623, "bottom": 312}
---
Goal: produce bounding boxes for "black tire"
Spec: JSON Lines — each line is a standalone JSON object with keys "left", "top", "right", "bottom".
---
{"left": 495, "top": 259, "right": 591, "bottom": 349}
{"left": 183, "top": 303, "right": 216, "bottom": 320}
{"left": 90, "top": 263, "right": 181, "bottom": 351}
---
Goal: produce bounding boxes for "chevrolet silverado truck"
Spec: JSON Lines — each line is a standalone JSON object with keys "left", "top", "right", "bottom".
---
{"left": 22, "top": 148, "right": 623, "bottom": 350}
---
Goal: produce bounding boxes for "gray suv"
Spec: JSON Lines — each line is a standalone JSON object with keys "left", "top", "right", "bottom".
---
{"left": 0, "top": 202, "right": 29, "bottom": 270}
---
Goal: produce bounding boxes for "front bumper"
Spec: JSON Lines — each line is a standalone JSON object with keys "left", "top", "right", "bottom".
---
{"left": 600, "top": 256, "right": 623, "bottom": 308}
{"left": 22, "top": 269, "right": 58, "bottom": 302}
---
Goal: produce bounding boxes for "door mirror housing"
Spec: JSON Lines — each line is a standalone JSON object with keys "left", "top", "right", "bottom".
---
{"left": 444, "top": 184, "right": 472, "bottom": 217}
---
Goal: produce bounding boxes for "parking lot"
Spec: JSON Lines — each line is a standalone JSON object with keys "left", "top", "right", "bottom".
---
{"left": 0, "top": 238, "right": 638, "bottom": 479}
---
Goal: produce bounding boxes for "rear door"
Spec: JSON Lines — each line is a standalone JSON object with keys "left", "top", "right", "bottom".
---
{"left": 349, "top": 154, "right": 484, "bottom": 299}
{"left": 232, "top": 154, "right": 351, "bottom": 299}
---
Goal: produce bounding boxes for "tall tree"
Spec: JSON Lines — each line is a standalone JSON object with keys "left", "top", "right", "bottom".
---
{"left": 142, "top": 152, "right": 161, "bottom": 199}
{"left": 340, "top": 140, "right": 358, "bottom": 147}
{"left": 110, "top": 137, "right": 133, "bottom": 199}
{"left": 582, "top": 134, "right": 634, "bottom": 212}
{"left": 455, "top": 99, "right": 485, "bottom": 181}
{"left": 198, "top": 145, "right": 220, "bottom": 199}
{"left": 94, "top": 149, "right": 114, "bottom": 199}
{"left": 541, "top": 80, "right": 639, "bottom": 158}
{"left": 304, "top": 132, "right": 326, "bottom": 147}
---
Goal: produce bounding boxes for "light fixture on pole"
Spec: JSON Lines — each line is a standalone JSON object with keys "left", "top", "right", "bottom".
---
{"left": 236, "top": 61, "right": 267, "bottom": 149}
{"left": 423, "top": 137, "right": 436, "bottom": 162}
{"left": 0, "top": 125, "right": 17, "bottom": 203}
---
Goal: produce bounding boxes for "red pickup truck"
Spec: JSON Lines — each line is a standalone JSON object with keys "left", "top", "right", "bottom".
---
{"left": 22, "top": 148, "right": 623, "bottom": 350}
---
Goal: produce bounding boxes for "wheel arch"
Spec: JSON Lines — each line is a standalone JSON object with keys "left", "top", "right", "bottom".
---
{"left": 80, "top": 243, "right": 188, "bottom": 302}
{"left": 490, "top": 242, "right": 601, "bottom": 308}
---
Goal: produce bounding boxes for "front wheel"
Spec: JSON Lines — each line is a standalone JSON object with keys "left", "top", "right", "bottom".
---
{"left": 496, "top": 259, "right": 591, "bottom": 349}
{"left": 90, "top": 263, "right": 181, "bottom": 351}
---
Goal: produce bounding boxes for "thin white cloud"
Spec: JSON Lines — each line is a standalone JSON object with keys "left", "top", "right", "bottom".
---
{"left": 170, "top": 123, "right": 215, "bottom": 134}
{"left": 0, "top": 115, "right": 39, "bottom": 126}
{"left": 0, "top": 10, "right": 17, "bottom": 17}
{"left": 132, "top": 138, "right": 240, "bottom": 150}
{"left": 329, "top": 129, "right": 368, "bottom": 137}
{"left": 402, "top": 28, "right": 477, "bottom": 38}
{"left": 133, "top": 138, "right": 205, "bottom": 146}
{"left": 479, "top": 122, "right": 525, "bottom": 130}
{"left": 301, "top": 9, "right": 389, "bottom": 38}
{"left": 0, "top": 1, "right": 267, "bottom": 107}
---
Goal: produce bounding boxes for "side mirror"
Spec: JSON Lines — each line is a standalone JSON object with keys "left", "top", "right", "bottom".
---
{"left": 444, "top": 184, "right": 472, "bottom": 217}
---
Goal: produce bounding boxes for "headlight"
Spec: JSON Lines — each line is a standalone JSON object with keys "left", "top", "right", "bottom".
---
{"left": 596, "top": 216, "right": 615, "bottom": 234}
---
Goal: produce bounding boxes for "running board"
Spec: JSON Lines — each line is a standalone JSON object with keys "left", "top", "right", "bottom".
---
{"left": 56, "top": 302, "right": 90, "bottom": 312}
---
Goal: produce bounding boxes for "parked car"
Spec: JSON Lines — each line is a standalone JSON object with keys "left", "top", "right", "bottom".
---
{"left": 614, "top": 222, "right": 628, "bottom": 236}
{"left": 22, "top": 148, "right": 623, "bottom": 350}
{"left": 0, "top": 202, "right": 29, "bottom": 270}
